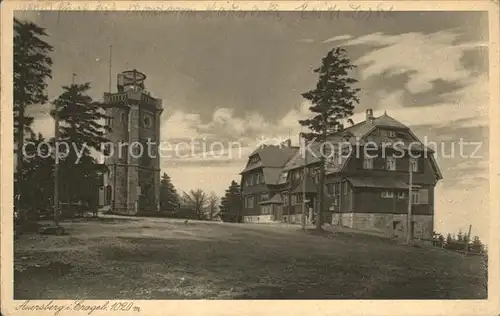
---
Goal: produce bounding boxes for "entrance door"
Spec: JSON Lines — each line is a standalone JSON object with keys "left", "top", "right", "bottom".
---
{"left": 275, "top": 205, "right": 283, "bottom": 222}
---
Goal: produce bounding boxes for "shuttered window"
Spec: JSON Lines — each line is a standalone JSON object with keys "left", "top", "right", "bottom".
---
{"left": 411, "top": 189, "right": 429, "bottom": 204}
{"left": 419, "top": 189, "right": 429, "bottom": 204}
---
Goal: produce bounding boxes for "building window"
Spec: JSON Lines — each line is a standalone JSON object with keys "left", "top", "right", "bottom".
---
{"left": 386, "top": 156, "right": 396, "bottom": 171}
{"left": 249, "top": 155, "right": 260, "bottom": 164}
{"left": 388, "top": 131, "right": 397, "bottom": 138}
{"left": 381, "top": 191, "right": 394, "bottom": 198}
{"left": 327, "top": 183, "right": 335, "bottom": 196}
{"left": 313, "top": 174, "right": 319, "bottom": 184}
{"left": 283, "top": 195, "right": 289, "bottom": 206}
{"left": 120, "top": 144, "right": 129, "bottom": 161}
{"left": 143, "top": 116, "right": 151, "bottom": 127}
{"left": 291, "top": 195, "right": 297, "bottom": 205}
{"left": 343, "top": 182, "right": 348, "bottom": 195}
{"left": 297, "top": 194, "right": 303, "bottom": 204}
{"left": 245, "top": 196, "right": 254, "bottom": 208}
{"left": 410, "top": 158, "right": 418, "bottom": 172}
{"left": 105, "top": 117, "right": 113, "bottom": 128}
{"left": 411, "top": 190, "right": 420, "bottom": 204}
{"left": 411, "top": 189, "right": 428, "bottom": 204}
{"left": 397, "top": 191, "right": 406, "bottom": 199}
{"left": 121, "top": 112, "right": 126, "bottom": 122}
{"left": 261, "top": 193, "right": 269, "bottom": 201}
{"left": 262, "top": 205, "right": 272, "bottom": 215}
{"left": 294, "top": 171, "right": 300, "bottom": 180}
{"left": 363, "top": 157, "right": 374, "bottom": 169}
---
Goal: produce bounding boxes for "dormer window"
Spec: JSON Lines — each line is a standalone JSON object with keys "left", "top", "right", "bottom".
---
{"left": 386, "top": 156, "right": 396, "bottom": 171}
{"left": 249, "top": 155, "right": 260, "bottom": 165}
{"left": 388, "top": 131, "right": 397, "bottom": 138}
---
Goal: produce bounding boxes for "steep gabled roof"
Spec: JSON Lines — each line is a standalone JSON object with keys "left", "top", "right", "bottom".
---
{"left": 263, "top": 168, "right": 283, "bottom": 185}
{"left": 291, "top": 176, "right": 318, "bottom": 194}
{"left": 240, "top": 145, "right": 299, "bottom": 179}
{"left": 256, "top": 145, "right": 299, "bottom": 167}
{"left": 345, "top": 112, "right": 409, "bottom": 139}
{"left": 283, "top": 138, "right": 350, "bottom": 172}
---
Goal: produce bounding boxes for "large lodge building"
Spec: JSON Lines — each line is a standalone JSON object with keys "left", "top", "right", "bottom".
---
{"left": 239, "top": 109, "right": 443, "bottom": 240}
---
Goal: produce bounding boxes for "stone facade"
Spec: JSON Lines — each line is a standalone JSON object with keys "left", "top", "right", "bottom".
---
{"left": 103, "top": 70, "right": 163, "bottom": 215}
{"left": 243, "top": 215, "right": 275, "bottom": 223}
{"left": 332, "top": 213, "right": 434, "bottom": 240}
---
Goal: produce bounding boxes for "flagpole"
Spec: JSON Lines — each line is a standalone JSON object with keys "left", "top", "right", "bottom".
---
{"left": 407, "top": 155, "right": 413, "bottom": 244}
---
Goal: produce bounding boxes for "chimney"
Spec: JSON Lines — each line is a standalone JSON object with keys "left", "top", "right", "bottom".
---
{"left": 366, "top": 109, "right": 374, "bottom": 123}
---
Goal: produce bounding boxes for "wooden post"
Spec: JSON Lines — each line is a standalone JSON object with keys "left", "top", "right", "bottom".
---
{"left": 464, "top": 224, "right": 472, "bottom": 256}
{"left": 53, "top": 103, "right": 60, "bottom": 221}
{"left": 301, "top": 134, "right": 307, "bottom": 230}
{"left": 406, "top": 157, "right": 413, "bottom": 244}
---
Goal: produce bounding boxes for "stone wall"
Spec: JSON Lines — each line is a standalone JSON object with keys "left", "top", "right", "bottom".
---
{"left": 243, "top": 215, "right": 275, "bottom": 223}
{"left": 332, "top": 212, "right": 434, "bottom": 239}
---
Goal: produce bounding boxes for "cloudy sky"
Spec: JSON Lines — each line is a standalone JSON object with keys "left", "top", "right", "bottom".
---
{"left": 17, "top": 10, "right": 489, "bottom": 240}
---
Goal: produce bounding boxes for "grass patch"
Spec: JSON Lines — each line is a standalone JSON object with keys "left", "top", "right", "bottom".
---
{"left": 14, "top": 217, "right": 487, "bottom": 299}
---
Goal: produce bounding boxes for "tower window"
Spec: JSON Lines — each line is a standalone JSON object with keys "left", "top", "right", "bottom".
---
{"left": 144, "top": 116, "right": 151, "bottom": 127}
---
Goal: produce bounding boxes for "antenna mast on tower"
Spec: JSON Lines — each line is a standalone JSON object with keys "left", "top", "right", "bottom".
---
{"left": 108, "top": 45, "right": 112, "bottom": 93}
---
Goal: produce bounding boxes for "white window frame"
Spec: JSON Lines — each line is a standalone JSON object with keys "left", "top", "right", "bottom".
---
{"left": 386, "top": 156, "right": 396, "bottom": 171}
{"left": 363, "top": 157, "right": 374, "bottom": 169}
{"left": 410, "top": 158, "right": 418, "bottom": 172}
{"left": 411, "top": 190, "right": 420, "bottom": 204}
{"left": 381, "top": 190, "right": 394, "bottom": 198}
{"left": 397, "top": 191, "right": 406, "bottom": 199}
{"left": 245, "top": 196, "right": 254, "bottom": 208}
{"left": 105, "top": 117, "right": 113, "bottom": 128}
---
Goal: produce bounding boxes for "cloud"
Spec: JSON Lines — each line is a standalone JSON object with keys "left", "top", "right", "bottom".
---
{"left": 161, "top": 111, "right": 202, "bottom": 141}
{"left": 297, "top": 38, "right": 315, "bottom": 43}
{"left": 323, "top": 35, "right": 353, "bottom": 43}
{"left": 342, "top": 30, "right": 483, "bottom": 94}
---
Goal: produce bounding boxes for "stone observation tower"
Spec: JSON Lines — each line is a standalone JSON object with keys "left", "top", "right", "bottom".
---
{"left": 103, "top": 70, "right": 163, "bottom": 215}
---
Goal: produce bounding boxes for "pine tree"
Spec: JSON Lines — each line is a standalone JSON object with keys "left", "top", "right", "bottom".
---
{"left": 20, "top": 133, "right": 55, "bottom": 210}
{"left": 51, "top": 83, "right": 109, "bottom": 207}
{"left": 159, "top": 172, "right": 180, "bottom": 213}
{"left": 14, "top": 18, "right": 53, "bottom": 203}
{"left": 471, "top": 236, "right": 484, "bottom": 253}
{"left": 219, "top": 180, "right": 242, "bottom": 223}
{"left": 299, "top": 47, "right": 360, "bottom": 230}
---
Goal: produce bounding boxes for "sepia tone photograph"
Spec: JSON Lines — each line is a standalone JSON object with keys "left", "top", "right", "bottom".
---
{"left": 3, "top": 2, "right": 497, "bottom": 312}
